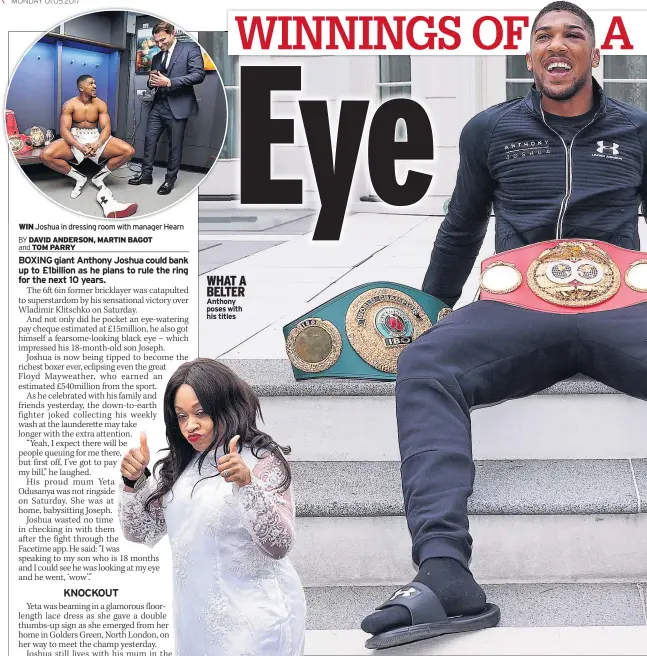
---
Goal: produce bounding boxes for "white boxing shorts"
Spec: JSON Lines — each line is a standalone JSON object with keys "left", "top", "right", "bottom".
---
{"left": 71, "top": 128, "right": 112, "bottom": 164}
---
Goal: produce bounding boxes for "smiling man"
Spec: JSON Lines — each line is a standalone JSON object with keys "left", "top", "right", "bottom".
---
{"left": 531, "top": 7, "right": 597, "bottom": 106}
{"left": 361, "top": 2, "right": 647, "bottom": 650}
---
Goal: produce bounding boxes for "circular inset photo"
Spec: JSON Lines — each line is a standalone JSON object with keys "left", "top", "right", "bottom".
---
{"left": 6, "top": 11, "right": 228, "bottom": 220}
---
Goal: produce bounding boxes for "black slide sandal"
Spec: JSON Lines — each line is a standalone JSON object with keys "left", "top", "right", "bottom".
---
{"left": 364, "top": 582, "right": 501, "bottom": 650}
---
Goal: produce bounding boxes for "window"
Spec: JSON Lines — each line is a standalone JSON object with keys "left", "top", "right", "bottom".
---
{"left": 377, "top": 56, "right": 411, "bottom": 141}
{"left": 377, "top": 55, "right": 411, "bottom": 100}
{"left": 505, "top": 55, "right": 533, "bottom": 100}
{"left": 210, "top": 32, "right": 239, "bottom": 159}
{"left": 602, "top": 56, "right": 647, "bottom": 110}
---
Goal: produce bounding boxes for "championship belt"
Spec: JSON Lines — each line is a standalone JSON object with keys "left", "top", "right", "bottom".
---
{"left": 479, "top": 239, "right": 647, "bottom": 313}
{"left": 283, "top": 282, "right": 451, "bottom": 381}
{"left": 9, "top": 134, "right": 33, "bottom": 156}
{"left": 26, "top": 126, "right": 52, "bottom": 147}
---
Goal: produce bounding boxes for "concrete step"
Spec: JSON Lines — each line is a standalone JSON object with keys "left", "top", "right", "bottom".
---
{"left": 304, "top": 627, "right": 647, "bottom": 655}
{"left": 223, "top": 358, "right": 616, "bottom": 397}
{"left": 224, "top": 359, "right": 647, "bottom": 460}
{"left": 292, "top": 460, "right": 645, "bottom": 517}
{"left": 288, "top": 460, "right": 647, "bottom": 585}
{"left": 304, "top": 583, "right": 647, "bottom": 630}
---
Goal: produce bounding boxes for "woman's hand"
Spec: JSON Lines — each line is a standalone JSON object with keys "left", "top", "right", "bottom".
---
{"left": 217, "top": 435, "right": 252, "bottom": 487}
{"left": 120, "top": 431, "right": 150, "bottom": 481}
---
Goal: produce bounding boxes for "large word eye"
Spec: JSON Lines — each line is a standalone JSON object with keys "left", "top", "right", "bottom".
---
{"left": 546, "top": 260, "right": 574, "bottom": 283}
{"left": 575, "top": 259, "right": 604, "bottom": 284}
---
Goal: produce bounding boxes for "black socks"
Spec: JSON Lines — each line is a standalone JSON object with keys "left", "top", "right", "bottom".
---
{"left": 361, "top": 557, "right": 487, "bottom": 635}
{"left": 92, "top": 165, "right": 111, "bottom": 188}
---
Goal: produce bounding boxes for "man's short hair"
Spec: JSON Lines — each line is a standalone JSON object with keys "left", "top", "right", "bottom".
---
{"left": 152, "top": 21, "right": 175, "bottom": 35}
{"left": 77, "top": 74, "right": 93, "bottom": 89}
{"left": 532, "top": 1, "right": 595, "bottom": 41}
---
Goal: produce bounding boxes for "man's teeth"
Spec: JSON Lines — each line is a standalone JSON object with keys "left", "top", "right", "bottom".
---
{"left": 547, "top": 62, "right": 572, "bottom": 72}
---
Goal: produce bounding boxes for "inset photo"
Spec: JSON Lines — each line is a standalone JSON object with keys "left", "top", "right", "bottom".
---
{"left": 6, "top": 12, "right": 228, "bottom": 219}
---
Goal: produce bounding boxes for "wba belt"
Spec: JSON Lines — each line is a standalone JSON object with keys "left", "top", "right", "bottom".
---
{"left": 283, "top": 282, "right": 450, "bottom": 381}
{"left": 479, "top": 239, "right": 647, "bottom": 313}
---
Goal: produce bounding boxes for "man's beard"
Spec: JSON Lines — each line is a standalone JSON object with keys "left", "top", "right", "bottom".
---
{"left": 536, "top": 73, "right": 588, "bottom": 101}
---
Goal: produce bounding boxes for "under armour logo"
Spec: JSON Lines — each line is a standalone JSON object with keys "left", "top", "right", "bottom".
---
{"left": 389, "top": 587, "right": 418, "bottom": 600}
{"left": 99, "top": 196, "right": 108, "bottom": 205}
{"left": 596, "top": 141, "right": 619, "bottom": 155}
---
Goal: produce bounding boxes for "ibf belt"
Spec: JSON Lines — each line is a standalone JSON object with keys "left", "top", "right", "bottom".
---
{"left": 479, "top": 239, "right": 647, "bottom": 313}
{"left": 283, "top": 282, "right": 450, "bottom": 381}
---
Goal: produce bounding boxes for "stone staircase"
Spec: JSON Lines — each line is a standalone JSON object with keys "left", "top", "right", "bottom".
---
{"left": 224, "top": 358, "right": 647, "bottom": 655}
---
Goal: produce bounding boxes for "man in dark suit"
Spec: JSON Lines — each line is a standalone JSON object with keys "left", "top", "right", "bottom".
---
{"left": 129, "top": 21, "right": 206, "bottom": 195}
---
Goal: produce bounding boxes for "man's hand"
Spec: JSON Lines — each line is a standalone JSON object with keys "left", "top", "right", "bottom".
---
{"left": 150, "top": 71, "right": 171, "bottom": 88}
{"left": 120, "top": 431, "right": 151, "bottom": 482}
{"left": 88, "top": 141, "right": 102, "bottom": 155}
{"left": 77, "top": 143, "right": 93, "bottom": 156}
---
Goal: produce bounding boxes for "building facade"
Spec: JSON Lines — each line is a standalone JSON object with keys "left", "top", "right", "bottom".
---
{"left": 200, "top": 35, "right": 647, "bottom": 216}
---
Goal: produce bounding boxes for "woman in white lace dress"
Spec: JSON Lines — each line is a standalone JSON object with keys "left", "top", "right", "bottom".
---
{"left": 118, "top": 358, "right": 306, "bottom": 656}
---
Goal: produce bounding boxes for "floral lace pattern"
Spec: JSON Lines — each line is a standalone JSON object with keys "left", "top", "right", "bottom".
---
{"left": 117, "top": 480, "right": 166, "bottom": 547}
{"left": 232, "top": 453, "right": 295, "bottom": 560}
{"left": 170, "top": 534, "right": 193, "bottom": 591}
{"left": 196, "top": 585, "right": 257, "bottom": 655}
{"left": 199, "top": 585, "right": 231, "bottom": 643}
{"left": 118, "top": 448, "right": 305, "bottom": 655}
{"left": 228, "top": 539, "right": 275, "bottom": 582}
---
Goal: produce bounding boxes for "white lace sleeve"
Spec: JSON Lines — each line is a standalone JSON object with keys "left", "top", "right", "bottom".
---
{"left": 231, "top": 453, "right": 295, "bottom": 560}
{"left": 117, "top": 479, "right": 167, "bottom": 548}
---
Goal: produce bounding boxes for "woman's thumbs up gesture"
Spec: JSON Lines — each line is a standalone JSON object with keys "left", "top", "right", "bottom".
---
{"left": 120, "top": 431, "right": 151, "bottom": 482}
{"left": 217, "top": 435, "right": 252, "bottom": 487}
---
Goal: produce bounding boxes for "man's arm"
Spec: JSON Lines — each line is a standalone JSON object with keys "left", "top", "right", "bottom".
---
{"left": 637, "top": 118, "right": 647, "bottom": 226}
{"left": 421, "top": 113, "right": 497, "bottom": 307}
{"left": 168, "top": 43, "right": 206, "bottom": 88}
{"left": 95, "top": 101, "right": 112, "bottom": 147}
{"left": 59, "top": 101, "right": 86, "bottom": 152}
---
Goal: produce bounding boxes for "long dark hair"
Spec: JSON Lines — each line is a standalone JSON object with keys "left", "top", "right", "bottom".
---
{"left": 144, "top": 358, "right": 291, "bottom": 512}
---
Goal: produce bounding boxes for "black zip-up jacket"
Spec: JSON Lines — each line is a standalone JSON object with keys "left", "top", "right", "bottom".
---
{"left": 422, "top": 80, "right": 647, "bottom": 307}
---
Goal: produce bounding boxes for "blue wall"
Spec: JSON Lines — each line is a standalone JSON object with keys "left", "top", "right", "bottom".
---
{"left": 62, "top": 45, "right": 112, "bottom": 116}
{"left": 7, "top": 38, "right": 120, "bottom": 136}
{"left": 108, "top": 50, "right": 120, "bottom": 127}
{"left": 7, "top": 40, "right": 57, "bottom": 133}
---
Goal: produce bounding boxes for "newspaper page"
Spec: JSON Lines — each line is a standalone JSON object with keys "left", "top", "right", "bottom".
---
{"left": 5, "top": 1, "right": 647, "bottom": 656}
